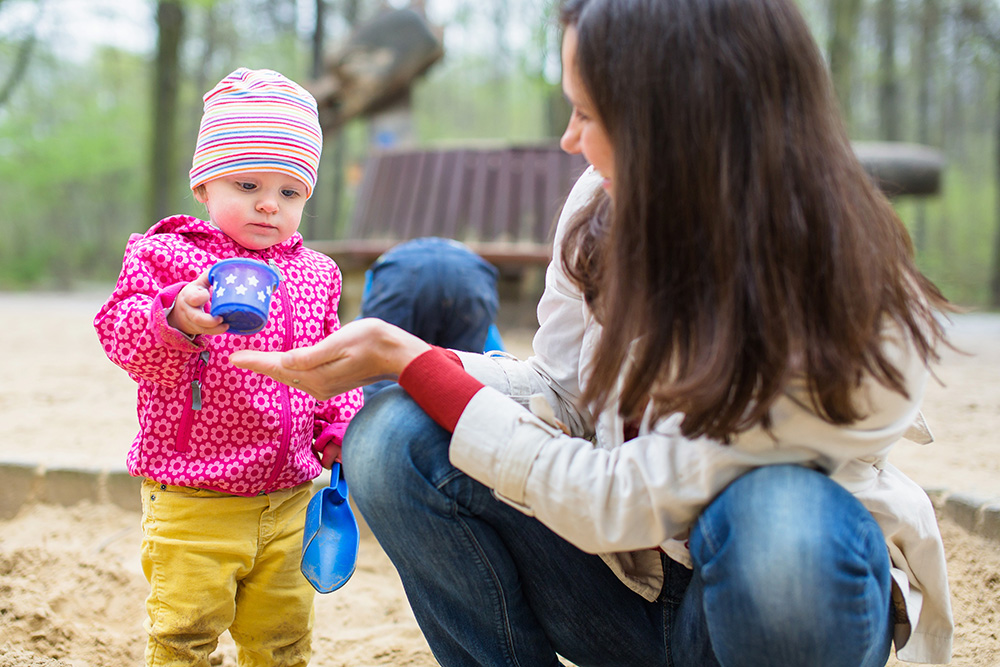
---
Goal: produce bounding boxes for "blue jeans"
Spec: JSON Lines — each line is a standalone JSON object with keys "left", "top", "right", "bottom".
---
{"left": 359, "top": 238, "right": 501, "bottom": 400}
{"left": 343, "top": 388, "right": 894, "bottom": 667}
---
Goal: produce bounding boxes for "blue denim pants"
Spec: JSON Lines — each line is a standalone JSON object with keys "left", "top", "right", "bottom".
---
{"left": 360, "top": 237, "right": 499, "bottom": 352}
{"left": 343, "top": 387, "right": 894, "bottom": 667}
{"left": 359, "top": 237, "right": 501, "bottom": 400}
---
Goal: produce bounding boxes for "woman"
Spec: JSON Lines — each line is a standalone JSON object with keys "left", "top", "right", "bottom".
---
{"left": 233, "top": 0, "right": 955, "bottom": 664}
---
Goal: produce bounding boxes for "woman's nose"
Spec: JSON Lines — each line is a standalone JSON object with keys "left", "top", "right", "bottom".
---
{"left": 560, "top": 120, "right": 581, "bottom": 155}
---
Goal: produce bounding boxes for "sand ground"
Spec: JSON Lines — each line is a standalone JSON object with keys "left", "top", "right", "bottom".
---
{"left": 0, "top": 292, "right": 998, "bottom": 666}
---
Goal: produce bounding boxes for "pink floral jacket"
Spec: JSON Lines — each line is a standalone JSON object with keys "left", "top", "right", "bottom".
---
{"left": 94, "top": 215, "right": 364, "bottom": 496}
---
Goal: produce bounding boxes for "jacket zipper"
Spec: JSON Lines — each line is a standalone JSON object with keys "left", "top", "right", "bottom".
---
{"left": 175, "top": 349, "right": 210, "bottom": 453}
{"left": 259, "top": 258, "right": 293, "bottom": 492}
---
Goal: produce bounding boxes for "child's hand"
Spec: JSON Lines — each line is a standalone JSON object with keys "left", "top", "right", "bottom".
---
{"left": 168, "top": 269, "right": 229, "bottom": 337}
{"left": 317, "top": 444, "right": 341, "bottom": 469}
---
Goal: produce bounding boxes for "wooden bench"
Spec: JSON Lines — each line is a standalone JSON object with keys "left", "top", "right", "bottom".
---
{"left": 852, "top": 141, "right": 944, "bottom": 198}
{"left": 308, "top": 141, "right": 944, "bottom": 274}
{"left": 308, "top": 144, "right": 588, "bottom": 273}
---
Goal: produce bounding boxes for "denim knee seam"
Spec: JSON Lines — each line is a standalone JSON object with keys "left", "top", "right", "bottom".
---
{"left": 450, "top": 504, "right": 527, "bottom": 667}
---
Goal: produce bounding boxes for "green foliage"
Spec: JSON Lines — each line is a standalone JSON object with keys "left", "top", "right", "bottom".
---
{"left": 897, "top": 166, "right": 997, "bottom": 308}
{"left": 0, "top": 47, "right": 149, "bottom": 288}
{"left": 413, "top": 60, "right": 563, "bottom": 143}
{"left": 0, "top": 0, "right": 998, "bottom": 309}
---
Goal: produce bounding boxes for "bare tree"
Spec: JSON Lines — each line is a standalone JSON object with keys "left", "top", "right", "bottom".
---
{"left": 877, "top": 0, "right": 902, "bottom": 141}
{"left": 827, "top": 0, "right": 865, "bottom": 127}
{"left": 264, "top": 0, "right": 297, "bottom": 33}
{"left": 192, "top": 2, "right": 219, "bottom": 117}
{"left": 315, "top": 0, "right": 363, "bottom": 238}
{"left": 149, "top": 0, "right": 185, "bottom": 224}
{"left": 303, "top": 0, "right": 328, "bottom": 240}
{"left": 0, "top": 0, "right": 40, "bottom": 107}
{"left": 0, "top": 33, "right": 36, "bottom": 107}
{"left": 959, "top": 0, "right": 1000, "bottom": 307}
{"left": 913, "top": 0, "right": 941, "bottom": 252}
{"left": 993, "top": 90, "right": 1000, "bottom": 307}
{"left": 312, "top": 0, "right": 327, "bottom": 80}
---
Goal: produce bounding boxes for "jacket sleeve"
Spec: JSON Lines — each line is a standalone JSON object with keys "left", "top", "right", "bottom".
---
{"left": 449, "top": 388, "right": 762, "bottom": 552}
{"left": 93, "top": 237, "right": 206, "bottom": 387}
{"left": 450, "top": 347, "right": 930, "bottom": 556}
{"left": 452, "top": 167, "right": 605, "bottom": 438}
{"left": 311, "top": 260, "right": 365, "bottom": 464}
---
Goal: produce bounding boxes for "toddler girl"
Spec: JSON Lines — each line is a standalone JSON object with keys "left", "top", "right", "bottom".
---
{"left": 94, "top": 68, "right": 363, "bottom": 666}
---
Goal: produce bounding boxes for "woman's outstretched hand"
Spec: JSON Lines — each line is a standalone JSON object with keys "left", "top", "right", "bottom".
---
{"left": 229, "top": 318, "right": 431, "bottom": 400}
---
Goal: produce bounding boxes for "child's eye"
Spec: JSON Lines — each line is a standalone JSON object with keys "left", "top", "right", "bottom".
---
{"left": 236, "top": 181, "right": 257, "bottom": 192}
{"left": 281, "top": 189, "right": 300, "bottom": 198}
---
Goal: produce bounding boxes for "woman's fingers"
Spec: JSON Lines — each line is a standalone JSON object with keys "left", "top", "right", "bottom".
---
{"left": 282, "top": 340, "right": 345, "bottom": 371}
{"left": 230, "top": 318, "right": 431, "bottom": 400}
{"left": 230, "top": 348, "right": 355, "bottom": 399}
{"left": 229, "top": 350, "right": 290, "bottom": 380}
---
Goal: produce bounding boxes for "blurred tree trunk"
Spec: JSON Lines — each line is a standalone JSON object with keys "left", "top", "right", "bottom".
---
{"left": 491, "top": 0, "right": 510, "bottom": 135}
{"left": 0, "top": 33, "right": 35, "bottom": 107}
{"left": 536, "top": 0, "right": 569, "bottom": 138}
{"left": 916, "top": 0, "right": 939, "bottom": 148}
{"left": 0, "top": 0, "right": 41, "bottom": 107}
{"left": 913, "top": 0, "right": 940, "bottom": 253}
{"left": 149, "top": 0, "right": 185, "bottom": 223}
{"left": 993, "top": 89, "right": 1000, "bottom": 307}
{"left": 265, "top": 0, "right": 297, "bottom": 33}
{"left": 312, "top": 0, "right": 326, "bottom": 79}
{"left": 335, "top": 0, "right": 363, "bottom": 234}
{"left": 304, "top": 0, "right": 327, "bottom": 239}
{"left": 945, "top": 9, "right": 970, "bottom": 161}
{"left": 877, "top": 0, "right": 902, "bottom": 141}
{"left": 958, "top": 1, "right": 1000, "bottom": 305}
{"left": 192, "top": 2, "right": 219, "bottom": 117}
{"left": 827, "top": 0, "right": 864, "bottom": 127}
{"left": 319, "top": 0, "right": 362, "bottom": 239}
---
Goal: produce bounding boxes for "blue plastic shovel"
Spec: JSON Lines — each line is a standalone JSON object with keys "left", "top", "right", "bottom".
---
{"left": 301, "top": 462, "right": 359, "bottom": 593}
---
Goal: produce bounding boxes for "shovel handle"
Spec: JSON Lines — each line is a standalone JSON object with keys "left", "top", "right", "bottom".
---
{"left": 329, "top": 462, "right": 350, "bottom": 504}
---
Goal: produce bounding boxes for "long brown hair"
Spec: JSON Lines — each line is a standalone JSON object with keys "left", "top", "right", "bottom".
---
{"left": 559, "top": 0, "right": 952, "bottom": 441}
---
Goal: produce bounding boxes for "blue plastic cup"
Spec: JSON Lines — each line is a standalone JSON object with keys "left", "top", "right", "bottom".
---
{"left": 208, "top": 258, "right": 281, "bottom": 335}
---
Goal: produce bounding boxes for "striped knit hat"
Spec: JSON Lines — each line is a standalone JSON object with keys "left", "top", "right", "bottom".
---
{"left": 190, "top": 68, "right": 323, "bottom": 198}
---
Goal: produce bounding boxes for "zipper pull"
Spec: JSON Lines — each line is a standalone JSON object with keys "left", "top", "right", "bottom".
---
{"left": 190, "top": 350, "right": 210, "bottom": 411}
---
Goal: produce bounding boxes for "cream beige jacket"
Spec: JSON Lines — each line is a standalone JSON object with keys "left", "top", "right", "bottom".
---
{"left": 450, "top": 168, "right": 953, "bottom": 664}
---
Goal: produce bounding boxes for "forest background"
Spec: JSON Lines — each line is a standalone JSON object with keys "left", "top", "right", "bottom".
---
{"left": 2, "top": 0, "right": 1000, "bottom": 309}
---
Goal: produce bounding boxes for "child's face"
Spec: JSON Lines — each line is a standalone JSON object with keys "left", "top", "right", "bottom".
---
{"left": 194, "top": 171, "right": 308, "bottom": 250}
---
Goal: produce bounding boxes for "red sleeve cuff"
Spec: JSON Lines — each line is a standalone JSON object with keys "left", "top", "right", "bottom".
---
{"left": 398, "top": 347, "right": 484, "bottom": 432}
{"left": 436, "top": 346, "right": 462, "bottom": 366}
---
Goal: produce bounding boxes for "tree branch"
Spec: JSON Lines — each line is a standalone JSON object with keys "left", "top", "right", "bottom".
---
{"left": 958, "top": 1, "right": 1000, "bottom": 51}
{"left": 0, "top": 33, "right": 37, "bottom": 107}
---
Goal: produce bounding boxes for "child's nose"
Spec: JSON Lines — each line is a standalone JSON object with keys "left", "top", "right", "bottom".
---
{"left": 257, "top": 197, "right": 279, "bottom": 214}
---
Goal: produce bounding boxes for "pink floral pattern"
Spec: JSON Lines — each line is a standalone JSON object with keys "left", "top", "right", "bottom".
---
{"left": 95, "top": 215, "right": 364, "bottom": 496}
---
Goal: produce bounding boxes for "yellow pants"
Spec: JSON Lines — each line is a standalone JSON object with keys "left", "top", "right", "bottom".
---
{"left": 140, "top": 479, "right": 316, "bottom": 667}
